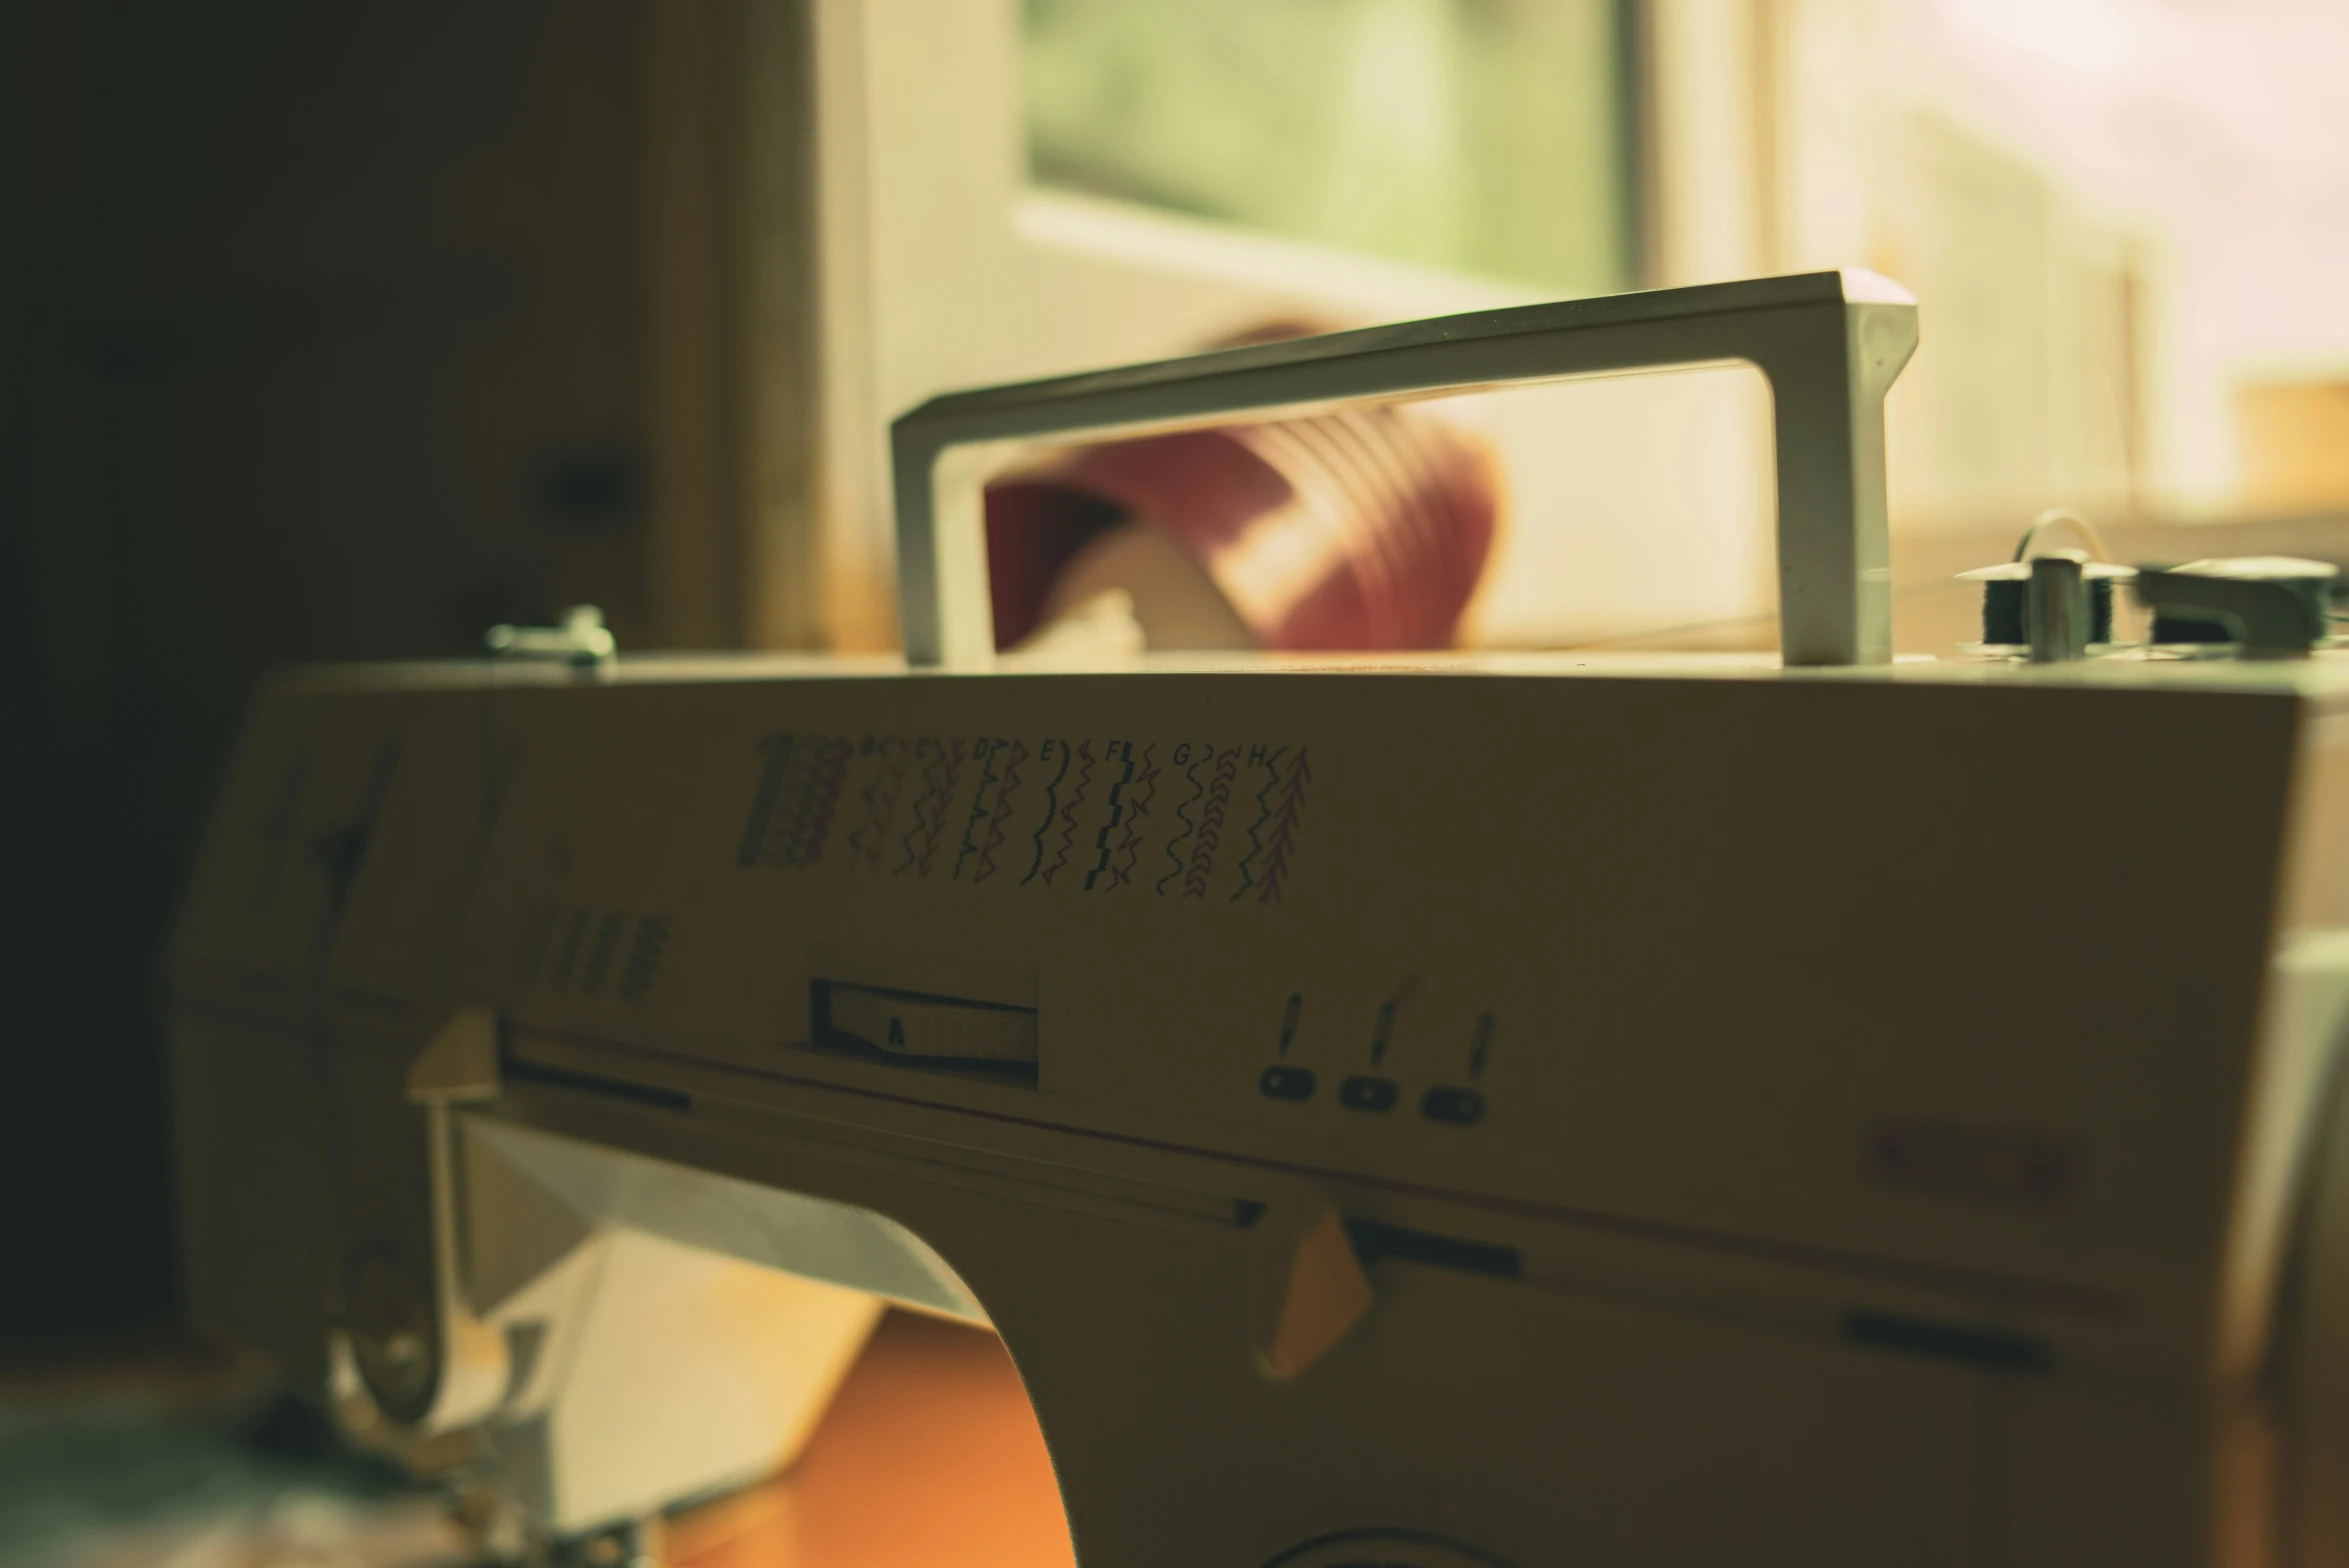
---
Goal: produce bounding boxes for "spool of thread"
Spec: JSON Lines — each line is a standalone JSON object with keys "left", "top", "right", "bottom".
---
{"left": 984, "top": 322, "right": 1497, "bottom": 652}
{"left": 1961, "top": 559, "right": 2130, "bottom": 647}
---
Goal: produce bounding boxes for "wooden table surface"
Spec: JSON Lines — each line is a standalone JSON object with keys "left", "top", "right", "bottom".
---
{"left": 667, "top": 1310, "right": 1076, "bottom": 1568}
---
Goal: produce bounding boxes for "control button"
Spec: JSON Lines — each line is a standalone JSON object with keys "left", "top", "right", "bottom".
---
{"left": 1339, "top": 1075, "right": 1398, "bottom": 1112}
{"left": 1259, "top": 1065, "right": 1316, "bottom": 1101}
{"left": 1421, "top": 1085, "right": 1485, "bottom": 1126}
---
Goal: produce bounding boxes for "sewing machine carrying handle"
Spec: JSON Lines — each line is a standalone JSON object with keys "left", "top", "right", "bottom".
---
{"left": 891, "top": 269, "right": 1920, "bottom": 669}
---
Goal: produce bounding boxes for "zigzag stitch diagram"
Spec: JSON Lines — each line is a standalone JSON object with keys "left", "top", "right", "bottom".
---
{"left": 1156, "top": 744, "right": 1209, "bottom": 896}
{"left": 1106, "top": 742, "right": 1160, "bottom": 890}
{"left": 1249, "top": 747, "right": 1311, "bottom": 903}
{"left": 1021, "top": 740, "right": 1072, "bottom": 885}
{"left": 975, "top": 741, "right": 1027, "bottom": 882}
{"left": 851, "top": 737, "right": 910, "bottom": 874}
{"left": 1041, "top": 740, "right": 1094, "bottom": 885}
{"left": 1227, "top": 745, "right": 1292, "bottom": 903}
{"left": 953, "top": 738, "right": 1005, "bottom": 881}
{"left": 1184, "top": 745, "right": 1242, "bottom": 898}
{"left": 1083, "top": 742, "right": 1138, "bottom": 891}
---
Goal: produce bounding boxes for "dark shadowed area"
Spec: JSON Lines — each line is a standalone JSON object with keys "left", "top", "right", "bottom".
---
{"left": 1, "top": 0, "right": 688, "bottom": 1345}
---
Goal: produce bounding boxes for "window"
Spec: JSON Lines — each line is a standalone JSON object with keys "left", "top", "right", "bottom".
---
{"left": 1023, "top": 0, "right": 1636, "bottom": 295}
{"left": 808, "top": 0, "right": 1780, "bottom": 653}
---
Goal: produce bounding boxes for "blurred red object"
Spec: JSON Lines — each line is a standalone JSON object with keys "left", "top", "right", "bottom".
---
{"left": 669, "top": 1310, "right": 1073, "bottom": 1568}
{"left": 985, "top": 327, "right": 1497, "bottom": 651}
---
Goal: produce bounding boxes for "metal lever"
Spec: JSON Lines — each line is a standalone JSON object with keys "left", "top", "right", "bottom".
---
{"left": 484, "top": 605, "right": 615, "bottom": 671}
{"left": 890, "top": 270, "right": 1919, "bottom": 669}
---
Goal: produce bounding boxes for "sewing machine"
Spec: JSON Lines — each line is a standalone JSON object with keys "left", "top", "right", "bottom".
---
{"left": 169, "top": 272, "right": 2349, "bottom": 1566}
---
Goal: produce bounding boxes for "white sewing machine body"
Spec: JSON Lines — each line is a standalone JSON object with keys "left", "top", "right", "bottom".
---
{"left": 167, "top": 648, "right": 2349, "bottom": 1566}
{"left": 165, "top": 274, "right": 2349, "bottom": 1564}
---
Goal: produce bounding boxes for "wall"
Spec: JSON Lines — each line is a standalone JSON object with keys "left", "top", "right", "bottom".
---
{"left": 0, "top": 0, "right": 772, "bottom": 1342}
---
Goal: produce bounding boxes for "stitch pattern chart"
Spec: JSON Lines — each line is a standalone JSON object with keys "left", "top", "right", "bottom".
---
{"left": 1102, "top": 742, "right": 1159, "bottom": 891}
{"left": 1237, "top": 746, "right": 1311, "bottom": 904}
{"left": 846, "top": 735, "right": 911, "bottom": 874}
{"left": 974, "top": 741, "right": 1028, "bottom": 883}
{"left": 1040, "top": 740, "right": 1095, "bottom": 887}
{"left": 734, "top": 734, "right": 795, "bottom": 868}
{"left": 738, "top": 730, "right": 1315, "bottom": 901}
{"left": 1077, "top": 741, "right": 1141, "bottom": 891}
{"left": 1228, "top": 744, "right": 1289, "bottom": 903}
{"left": 1157, "top": 742, "right": 1212, "bottom": 896}
{"left": 895, "top": 738, "right": 967, "bottom": 879}
{"left": 1184, "top": 746, "right": 1243, "bottom": 898}
{"left": 952, "top": 738, "right": 1007, "bottom": 882}
{"left": 1023, "top": 740, "right": 1073, "bottom": 886}
{"left": 736, "top": 733, "right": 853, "bottom": 869}
{"left": 779, "top": 735, "right": 851, "bottom": 868}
